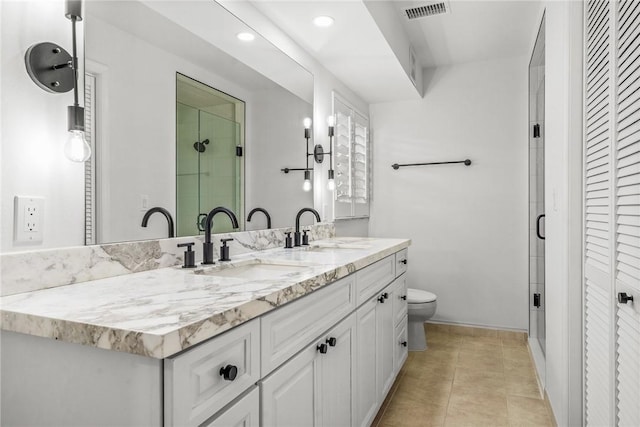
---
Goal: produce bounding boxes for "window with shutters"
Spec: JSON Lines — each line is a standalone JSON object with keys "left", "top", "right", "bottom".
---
{"left": 84, "top": 73, "right": 97, "bottom": 246}
{"left": 583, "top": 1, "right": 640, "bottom": 426}
{"left": 332, "top": 93, "right": 370, "bottom": 219}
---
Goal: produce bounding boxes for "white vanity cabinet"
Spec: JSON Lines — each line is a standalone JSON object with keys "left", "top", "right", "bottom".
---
{"left": 355, "top": 273, "right": 408, "bottom": 427}
{"left": 164, "top": 319, "right": 261, "bottom": 427}
{"left": 261, "top": 312, "right": 357, "bottom": 427}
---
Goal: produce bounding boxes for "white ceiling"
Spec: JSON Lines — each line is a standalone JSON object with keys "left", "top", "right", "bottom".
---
{"left": 249, "top": 0, "right": 542, "bottom": 103}
{"left": 397, "top": 0, "right": 542, "bottom": 68}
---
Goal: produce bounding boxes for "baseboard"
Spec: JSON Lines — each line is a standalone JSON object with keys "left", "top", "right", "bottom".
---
{"left": 544, "top": 390, "right": 558, "bottom": 427}
{"left": 425, "top": 321, "right": 528, "bottom": 342}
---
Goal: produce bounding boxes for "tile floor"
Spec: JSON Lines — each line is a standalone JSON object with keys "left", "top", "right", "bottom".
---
{"left": 373, "top": 324, "right": 555, "bottom": 427}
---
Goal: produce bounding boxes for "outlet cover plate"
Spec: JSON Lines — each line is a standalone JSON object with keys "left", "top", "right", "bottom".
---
{"left": 14, "top": 196, "right": 44, "bottom": 243}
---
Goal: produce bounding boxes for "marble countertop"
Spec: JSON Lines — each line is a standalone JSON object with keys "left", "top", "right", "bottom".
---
{"left": 0, "top": 237, "right": 410, "bottom": 359}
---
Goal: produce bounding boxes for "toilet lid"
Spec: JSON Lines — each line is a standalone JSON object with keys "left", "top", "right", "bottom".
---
{"left": 407, "top": 288, "right": 437, "bottom": 303}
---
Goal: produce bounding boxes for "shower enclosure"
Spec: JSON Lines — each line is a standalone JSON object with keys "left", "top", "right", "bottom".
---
{"left": 528, "top": 16, "right": 546, "bottom": 375}
{"left": 176, "top": 74, "right": 244, "bottom": 236}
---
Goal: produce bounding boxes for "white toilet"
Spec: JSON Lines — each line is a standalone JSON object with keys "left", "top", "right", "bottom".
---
{"left": 407, "top": 288, "right": 437, "bottom": 351}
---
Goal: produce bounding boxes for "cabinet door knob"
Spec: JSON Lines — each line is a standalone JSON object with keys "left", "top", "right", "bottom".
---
{"left": 378, "top": 296, "right": 385, "bottom": 303}
{"left": 326, "top": 337, "right": 337, "bottom": 347}
{"left": 401, "top": 341, "right": 407, "bottom": 347}
{"left": 220, "top": 364, "right": 238, "bottom": 381}
{"left": 400, "top": 295, "right": 407, "bottom": 301}
{"left": 317, "top": 343, "right": 328, "bottom": 354}
{"left": 382, "top": 292, "right": 389, "bottom": 299}
{"left": 618, "top": 292, "right": 634, "bottom": 304}
{"left": 399, "top": 259, "right": 407, "bottom": 265}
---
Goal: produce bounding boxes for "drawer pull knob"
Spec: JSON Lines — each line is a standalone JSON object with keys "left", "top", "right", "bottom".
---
{"left": 220, "top": 364, "right": 238, "bottom": 381}
{"left": 317, "top": 343, "right": 328, "bottom": 354}
{"left": 400, "top": 295, "right": 407, "bottom": 301}
{"left": 399, "top": 259, "right": 407, "bottom": 265}
{"left": 618, "top": 292, "right": 634, "bottom": 304}
{"left": 378, "top": 296, "right": 385, "bottom": 303}
{"left": 382, "top": 292, "right": 389, "bottom": 299}
{"left": 401, "top": 341, "right": 407, "bottom": 347}
{"left": 326, "top": 337, "right": 337, "bottom": 347}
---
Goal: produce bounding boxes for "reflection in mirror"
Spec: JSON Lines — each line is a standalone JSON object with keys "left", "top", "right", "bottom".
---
{"left": 83, "top": 0, "right": 314, "bottom": 245}
{"left": 176, "top": 74, "right": 245, "bottom": 236}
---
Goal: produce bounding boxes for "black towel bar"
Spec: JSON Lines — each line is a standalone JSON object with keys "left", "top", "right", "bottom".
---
{"left": 391, "top": 159, "right": 472, "bottom": 170}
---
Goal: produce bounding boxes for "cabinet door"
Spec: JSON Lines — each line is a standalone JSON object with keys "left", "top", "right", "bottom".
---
{"left": 202, "top": 387, "right": 259, "bottom": 427}
{"left": 261, "top": 341, "right": 321, "bottom": 427}
{"left": 321, "top": 313, "right": 356, "bottom": 427}
{"left": 355, "top": 298, "right": 378, "bottom": 427}
{"left": 394, "top": 316, "right": 408, "bottom": 376}
{"left": 377, "top": 286, "right": 395, "bottom": 398}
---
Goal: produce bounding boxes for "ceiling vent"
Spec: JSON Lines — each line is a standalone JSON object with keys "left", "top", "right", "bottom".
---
{"left": 403, "top": 2, "right": 450, "bottom": 20}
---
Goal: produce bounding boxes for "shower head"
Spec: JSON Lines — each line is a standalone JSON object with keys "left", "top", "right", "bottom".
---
{"left": 193, "top": 139, "right": 210, "bottom": 153}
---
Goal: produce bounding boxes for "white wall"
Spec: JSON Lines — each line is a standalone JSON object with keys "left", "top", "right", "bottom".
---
{"left": 246, "top": 87, "right": 313, "bottom": 230}
{"left": 543, "top": 1, "right": 584, "bottom": 425}
{"left": 369, "top": 56, "right": 529, "bottom": 330}
{"left": 1, "top": 1, "right": 86, "bottom": 252}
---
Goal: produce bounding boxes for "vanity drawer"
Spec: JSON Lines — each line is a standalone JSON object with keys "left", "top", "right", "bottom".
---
{"left": 391, "top": 275, "right": 408, "bottom": 327}
{"left": 356, "top": 255, "right": 396, "bottom": 306}
{"left": 261, "top": 275, "right": 356, "bottom": 375}
{"left": 394, "top": 315, "right": 408, "bottom": 375}
{"left": 395, "top": 248, "right": 409, "bottom": 277}
{"left": 164, "top": 319, "right": 260, "bottom": 427}
{"left": 202, "top": 386, "right": 259, "bottom": 427}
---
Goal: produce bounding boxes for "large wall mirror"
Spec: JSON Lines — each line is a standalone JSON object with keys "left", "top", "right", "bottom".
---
{"left": 84, "top": 0, "right": 314, "bottom": 245}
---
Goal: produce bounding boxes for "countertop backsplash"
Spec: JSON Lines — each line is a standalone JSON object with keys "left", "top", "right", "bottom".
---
{"left": 0, "top": 223, "right": 335, "bottom": 297}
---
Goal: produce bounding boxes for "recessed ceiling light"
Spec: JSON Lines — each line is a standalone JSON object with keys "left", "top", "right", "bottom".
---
{"left": 237, "top": 32, "right": 255, "bottom": 42}
{"left": 313, "top": 16, "right": 334, "bottom": 28}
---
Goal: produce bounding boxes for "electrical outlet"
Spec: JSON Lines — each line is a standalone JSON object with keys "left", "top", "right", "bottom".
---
{"left": 14, "top": 196, "right": 44, "bottom": 243}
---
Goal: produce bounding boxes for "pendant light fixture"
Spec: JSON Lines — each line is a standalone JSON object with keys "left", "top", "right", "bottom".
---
{"left": 24, "top": 0, "right": 91, "bottom": 162}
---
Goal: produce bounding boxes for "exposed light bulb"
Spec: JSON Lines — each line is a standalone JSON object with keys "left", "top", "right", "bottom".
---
{"left": 64, "top": 130, "right": 91, "bottom": 162}
{"left": 327, "top": 115, "right": 335, "bottom": 127}
{"left": 303, "top": 117, "right": 312, "bottom": 129}
{"left": 327, "top": 169, "right": 335, "bottom": 191}
{"left": 303, "top": 169, "right": 312, "bottom": 192}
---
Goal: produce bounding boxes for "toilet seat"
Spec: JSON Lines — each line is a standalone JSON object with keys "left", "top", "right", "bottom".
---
{"left": 407, "top": 288, "right": 436, "bottom": 304}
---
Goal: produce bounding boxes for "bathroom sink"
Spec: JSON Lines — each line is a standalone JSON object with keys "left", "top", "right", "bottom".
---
{"left": 306, "top": 243, "right": 371, "bottom": 252}
{"left": 195, "top": 260, "right": 312, "bottom": 281}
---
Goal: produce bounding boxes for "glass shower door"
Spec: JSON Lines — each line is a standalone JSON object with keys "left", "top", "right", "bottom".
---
{"left": 529, "top": 17, "right": 546, "bottom": 356}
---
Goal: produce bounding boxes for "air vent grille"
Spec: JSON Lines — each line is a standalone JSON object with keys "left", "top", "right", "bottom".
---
{"left": 404, "top": 2, "right": 450, "bottom": 20}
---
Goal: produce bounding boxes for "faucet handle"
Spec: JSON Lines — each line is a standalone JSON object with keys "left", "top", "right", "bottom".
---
{"left": 284, "top": 232, "right": 293, "bottom": 249}
{"left": 219, "top": 238, "right": 233, "bottom": 262}
{"left": 177, "top": 242, "right": 196, "bottom": 268}
{"left": 302, "top": 229, "right": 309, "bottom": 246}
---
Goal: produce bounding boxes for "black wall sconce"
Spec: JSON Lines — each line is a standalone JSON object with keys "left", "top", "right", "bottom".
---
{"left": 281, "top": 116, "right": 335, "bottom": 191}
{"left": 24, "top": 0, "right": 91, "bottom": 162}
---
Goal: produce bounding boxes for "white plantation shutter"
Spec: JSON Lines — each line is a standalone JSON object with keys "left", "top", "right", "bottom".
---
{"left": 615, "top": 1, "right": 640, "bottom": 426}
{"left": 332, "top": 94, "right": 370, "bottom": 219}
{"left": 84, "top": 73, "right": 97, "bottom": 246}
{"left": 584, "top": 1, "right": 640, "bottom": 425}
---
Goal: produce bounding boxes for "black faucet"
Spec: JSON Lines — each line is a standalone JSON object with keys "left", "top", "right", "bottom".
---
{"left": 247, "top": 207, "right": 272, "bottom": 229}
{"left": 294, "top": 208, "right": 321, "bottom": 247}
{"left": 202, "top": 207, "right": 239, "bottom": 264}
{"left": 141, "top": 207, "right": 175, "bottom": 238}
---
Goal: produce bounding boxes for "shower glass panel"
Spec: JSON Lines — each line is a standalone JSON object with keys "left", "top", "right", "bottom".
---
{"left": 176, "top": 74, "right": 244, "bottom": 237}
{"left": 529, "top": 17, "right": 545, "bottom": 356}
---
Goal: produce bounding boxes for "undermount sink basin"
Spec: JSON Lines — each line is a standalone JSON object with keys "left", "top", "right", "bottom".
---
{"left": 306, "top": 243, "right": 372, "bottom": 252}
{"left": 195, "top": 260, "right": 312, "bottom": 281}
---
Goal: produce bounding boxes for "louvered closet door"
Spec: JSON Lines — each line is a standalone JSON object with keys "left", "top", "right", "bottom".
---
{"left": 585, "top": 0, "right": 615, "bottom": 425}
{"left": 615, "top": 1, "right": 640, "bottom": 425}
